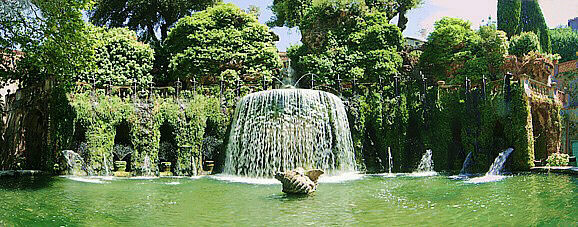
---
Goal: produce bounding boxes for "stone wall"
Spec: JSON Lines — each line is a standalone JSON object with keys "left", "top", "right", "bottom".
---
{"left": 0, "top": 81, "right": 52, "bottom": 170}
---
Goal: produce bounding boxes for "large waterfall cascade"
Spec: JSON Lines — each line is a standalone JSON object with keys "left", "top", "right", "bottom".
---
{"left": 224, "top": 89, "right": 357, "bottom": 178}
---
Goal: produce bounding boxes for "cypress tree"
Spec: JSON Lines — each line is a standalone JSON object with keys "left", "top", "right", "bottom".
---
{"left": 497, "top": 0, "right": 521, "bottom": 38}
{"left": 519, "top": 0, "right": 552, "bottom": 53}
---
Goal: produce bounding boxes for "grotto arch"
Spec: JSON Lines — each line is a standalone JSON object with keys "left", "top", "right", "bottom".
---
{"left": 22, "top": 110, "right": 46, "bottom": 170}
{"left": 158, "top": 120, "right": 178, "bottom": 173}
{"left": 113, "top": 120, "right": 133, "bottom": 172}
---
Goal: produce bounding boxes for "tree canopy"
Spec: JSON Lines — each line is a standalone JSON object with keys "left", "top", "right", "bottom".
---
{"left": 420, "top": 17, "right": 509, "bottom": 83}
{"left": 269, "top": 0, "right": 421, "bottom": 32}
{"left": 497, "top": 0, "right": 551, "bottom": 53}
{"left": 75, "top": 27, "right": 155, "bottom": 87}
{"left": 519, "top": 0, "right": 551, "bottom": 53}
{"left": 287, "top": 1, "right": 404, "bottom": 85}
{"left": 550, "top": 27, "right": 578, "bottom": 62}
{"left": 0, "top": 0, "right": 94, "bottom": 87}
{"left": 89, "top": 0, "right": 220, "bottom": 43}
{"left": 164, "top": 3, "right": 282, "bottom": 85}
{"left": 508, "top": 32, "right": 541, "bottom": 57}
{"left": 497, "top": 0, "right": 521, "bottom": 38}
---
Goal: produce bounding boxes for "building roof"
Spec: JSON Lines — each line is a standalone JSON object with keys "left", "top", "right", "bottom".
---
{"left": 559, "top": 59, "right": 578, "bottom": 74}
{"left": 405, "top": 36, "right": 426, "bottom": 42}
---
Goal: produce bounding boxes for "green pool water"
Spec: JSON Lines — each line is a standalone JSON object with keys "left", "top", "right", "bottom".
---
{"left": 0, "top": 174, "right": 576, "bottom": 226}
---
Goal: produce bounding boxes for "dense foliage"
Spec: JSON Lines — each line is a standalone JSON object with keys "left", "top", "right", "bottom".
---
{"left": 519, "top": 0, "right": 551, "bottom": 53}
{"left": 420, "top": 18, "right": 508, "bottom": 83}
{"left": 497, "top": 0, "right": 521, "bottom": 38}
{"left": 0, "top": 0, "right": 94, "bottom": 87}
{"left": 75, "top": 27, "right": 155, "bottom": 87}
{"left": 89, "top": 0, "right": 219, "bottom": 43}
{"left": 269, "top": 0, "right": 422, "bottom": 31}
{"left": 164, "top": 3, "right": 282, "bottom": 87}
{"left": 287, "top": 1, "right": 404, "bottom": 85}
{"left": 508, "top": 32, "right": 541, "bottom": 57}
{"left": 550, "top": 27, "right": 578, "bottom": 62}
{"left": 497, "top": 0, "right": 551, "bottom": 53}
{"left": 68, "top": 92, "right": 228, "bottom": 175}
{"left": 546, "top": 152, "right": 569, "bottom": 166}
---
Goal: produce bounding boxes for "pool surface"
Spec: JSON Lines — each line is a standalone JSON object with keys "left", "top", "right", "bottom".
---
{"left": 0, "top": 173, "right": 576, "bottom": 226}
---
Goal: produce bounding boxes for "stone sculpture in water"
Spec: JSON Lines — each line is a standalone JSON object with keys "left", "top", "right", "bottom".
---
{"left": 275, "top": 168, "right": 324, "bottom": 194}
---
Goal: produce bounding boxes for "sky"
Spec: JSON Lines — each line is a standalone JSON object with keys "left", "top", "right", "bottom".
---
{"left": 225, "top": 0, "right": 578, "bottom": 51}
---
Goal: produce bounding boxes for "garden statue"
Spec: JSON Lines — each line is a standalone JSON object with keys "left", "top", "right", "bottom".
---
{"left": 274, "top": 168, "right": 324, "bottom": 194}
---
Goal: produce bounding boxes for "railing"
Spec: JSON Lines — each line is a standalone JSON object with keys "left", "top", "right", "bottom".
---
{"left": 519, "top": 76, "right": 563, "bottom": 104}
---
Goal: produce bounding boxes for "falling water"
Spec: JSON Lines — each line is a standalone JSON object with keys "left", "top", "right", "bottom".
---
{"left": 143, "top": 155, "right": 152, "bottom": 176}
{"left": 191, "top": 155, "right": 198, "bottom": 176}
{"left": 62, "top": 150, "right": 86, "bottom": 176}
{"left": 459, "top": 152, "right": 474, "bottom": 176}
{"left": 103, "top": 153, "right": 110, "bottom": 176}
{"left": 224, "top": 89, "right": 356, "bottom": 178}
{"left": 410, "top": 149, "right": 436, "bottom": 176}
{"left": 466, "top": 148, "right": 514, "bottom": 183}
{"left": 388, "top": 147, "right": 393, "bottom": 174}
{"left": 486, "top": 148, "right": 514, "bottom": 175}
{"left": 416, "top": 149, "right": 434, "bottom": 172}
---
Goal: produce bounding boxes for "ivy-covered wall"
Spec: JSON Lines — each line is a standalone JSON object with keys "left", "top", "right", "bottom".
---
{"left": 430, "top": 81, "right": 536, "bottom": 172}
{"left": 67, "top": 91, "right": 228, "bottom": 176}
{"left": 349, "top": 79, "right": 562, "bottom": 173}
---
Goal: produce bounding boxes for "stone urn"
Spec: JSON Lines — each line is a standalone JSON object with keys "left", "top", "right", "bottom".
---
{"left": 274, "top": 168, "right": 324, "bottom": 194}
{"left": 114, "top": 161, "right": 127, "bottom": 172}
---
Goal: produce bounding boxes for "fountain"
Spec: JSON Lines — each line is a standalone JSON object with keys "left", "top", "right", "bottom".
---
{"left": 466, "top": 148, "right": 513, "bottom": 184}
{"left": 62, "top": 150, "right": 86, "bottom": 176}
{"left": 486, "top": 148, "right": 513, "bottom": 175}
{"left": 388, "top": 147, "right": 393, "bottom": 174}
{"left": 223, "top": 89, "right": 357, "bottom": 178}
{"left": 459, "top": 152, "right": 474, "bottom": 176}
{"left": 410, "top": 149, "right": 437, "bottom": 176}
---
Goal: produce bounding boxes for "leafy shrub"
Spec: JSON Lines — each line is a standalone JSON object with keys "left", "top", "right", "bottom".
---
{"left": 549, "top": 27, "right": 578, "bottom": 62}
{"left": 165, "top": 3, "right": 281, "bottom": 86}
{"left": 420, "top": 18, "right": 508, "bottom": 83}
{"left": 509, "top": 32, "right": 541, "bottom": 57}
{"left": 546, "top": 153, "right": 569, "bottom": 166}
{"left": 75, "top": 26, "right": 154, "bottom": 87}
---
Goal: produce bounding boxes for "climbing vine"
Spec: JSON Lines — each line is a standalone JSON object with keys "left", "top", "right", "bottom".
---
{"left": 67, "top": 92, "right": 228, "bottom": 176}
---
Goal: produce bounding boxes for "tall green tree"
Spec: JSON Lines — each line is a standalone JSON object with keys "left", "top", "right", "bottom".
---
{"left": 0, "top": 0, "right": 94, "bottom": 87}
{"left": 550, "top": 27, "right": 578, "bottom": 62}
{"left": 421, "top": 18, "right": 509, "bottom": 83}
{"left": 269, "top": 0, "right": 421, "bottom": 32}
{"left": 497, "top": 0, "right": 551, "bottom": 53}
{"left": 75, "top": 27, "right": 155, "bottom": 87}
{"left": 288, "top": 0, "right": 403, "bottom": 84}
{"left": 89, "top": 0, "right": 220, "bottom": 43}
{"left": 164, "top": 3, "right": 281, "bottom": 85}
{"left": 420, "top": 17, "right": 476, "bottom": 82}
{"left": 497, "top": 0, "right": 521, "bottom": 38}
{"left": 519, "top": 0, "right": 551, "bottom": 53}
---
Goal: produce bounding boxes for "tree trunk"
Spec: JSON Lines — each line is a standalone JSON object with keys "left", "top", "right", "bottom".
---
{"left": 397, "top": 8, "right": 409, "bottom": 32}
